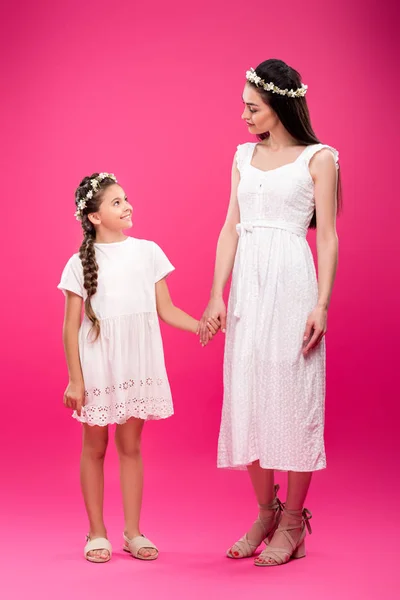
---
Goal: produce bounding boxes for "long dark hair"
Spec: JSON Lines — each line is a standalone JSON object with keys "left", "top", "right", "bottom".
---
{"left": 249, "top": 59, "right": 341, "bottom": 227}
{"left": 75, "top": 174, "right": 117, "bottom": 340}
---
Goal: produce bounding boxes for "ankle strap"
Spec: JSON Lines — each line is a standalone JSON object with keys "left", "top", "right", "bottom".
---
{"left": 282, "top": 507, "right": 313, "bottom": 534}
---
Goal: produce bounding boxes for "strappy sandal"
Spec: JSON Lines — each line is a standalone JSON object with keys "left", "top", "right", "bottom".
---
{"left": 254, "top": 506, "right": 312, "bottom": 566}
{"left": 227, "top": 484, "right": 283, "bottom": 559}
{"left": 123, "top": 533, "right": 159, "bottom": 561}
{"left": 84, "top": 535, "right": 112, "bottom": 563}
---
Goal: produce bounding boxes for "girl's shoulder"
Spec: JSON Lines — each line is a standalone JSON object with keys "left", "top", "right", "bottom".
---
{"left": 62, "top": 252, "right": 82, "bottom": 271}
{"left": 129, "top": 237, "right": 159, "bottom": 254}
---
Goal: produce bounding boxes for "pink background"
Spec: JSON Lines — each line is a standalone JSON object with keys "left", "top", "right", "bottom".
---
{"left": 1, "top": 1, "right": 399, "bottom": 598}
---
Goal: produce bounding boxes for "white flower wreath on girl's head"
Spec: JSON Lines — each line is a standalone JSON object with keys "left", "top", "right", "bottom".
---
{"left": 245, "top": 68, "right": 308, "bottom": 98}
{"left": 74, "top": 172, "right": 118, "bottom": 221}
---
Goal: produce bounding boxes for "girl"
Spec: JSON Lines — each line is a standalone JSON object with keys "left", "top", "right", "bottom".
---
{"left": 58, "top": 173, "right": 219, "bottom": 563}
{"left": 200, "top": 59, "right": 340, "bottom": 566}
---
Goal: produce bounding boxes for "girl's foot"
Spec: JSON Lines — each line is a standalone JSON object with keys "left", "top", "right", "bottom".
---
{"left": 227, "top": 485, "right": 282, "bottom": 559}
{"left": 123, "top": 532, "right": 158, "bottom": 560}
{"left": 84, "top": 533, "right": 112, "bottom": 563}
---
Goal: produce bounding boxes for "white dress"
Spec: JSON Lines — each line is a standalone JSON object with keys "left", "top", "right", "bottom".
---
{"left": 218, "top": 143, "right": 339, "bottom": 472}
{"left": 58, "top": 237, "right": 175, "bottom": 426}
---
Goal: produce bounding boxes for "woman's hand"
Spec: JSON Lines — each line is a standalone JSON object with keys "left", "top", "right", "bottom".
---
{"left": 302, "top": 306, "right": 327, "bottom": 356}
{"left": 202, "top": 316, "right": 221, "bottom": 346}
{"left": 63, "top": 380, "right": 85, "bottom": 416}
{"left": 198, "top": 296, "right": 227, "bottom": 346}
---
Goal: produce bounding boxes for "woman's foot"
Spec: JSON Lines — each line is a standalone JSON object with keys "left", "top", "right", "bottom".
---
{"left": 227, "top": 485, "right": 282, "bottom": 559}
{"left": 254, "top": 506, "right": 312, "bottom": 566}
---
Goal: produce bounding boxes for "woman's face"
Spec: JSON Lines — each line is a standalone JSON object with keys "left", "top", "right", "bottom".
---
{"left": 241, "top": 83, "right": 279, "bottom": 135}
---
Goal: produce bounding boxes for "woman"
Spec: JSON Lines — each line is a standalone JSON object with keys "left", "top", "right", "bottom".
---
{"left": 200, "top": 59, "right": 340, "bottom": 567}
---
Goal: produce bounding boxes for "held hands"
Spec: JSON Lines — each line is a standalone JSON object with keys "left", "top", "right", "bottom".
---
{"left": 197, "top": 316, "right": 221, "bottom": 346}
{"left": 303, "top": 305, "right": 327, "bottom": 356}
{"left": 63, "top": 380, "right": 85, "bottom": 417}
{"left": 198, "top": 296, "right": 227, "bottom": 347}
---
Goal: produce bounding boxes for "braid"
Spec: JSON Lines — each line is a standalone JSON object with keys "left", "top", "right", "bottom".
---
{"left": 75, "top": 172, "right": 118, "bottom": 341}
{"left": 79, "top": 220, "right": 100, "bottom": 340}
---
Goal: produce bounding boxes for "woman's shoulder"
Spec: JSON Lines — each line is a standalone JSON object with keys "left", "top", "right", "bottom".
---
{"left": 236, "top": 141, "right": 256, "bottom": 152}
{"left": 305, "top": 143, "right": 339, "bottom": 168}
{"left": 235, "top": 141, "right": 256, "bottom": 170}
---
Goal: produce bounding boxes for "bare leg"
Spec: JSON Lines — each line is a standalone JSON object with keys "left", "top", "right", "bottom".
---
{"left": 228, "top": 461, "right": 277, "bottom": 558}
{"left": 115, "top": 418, "right": 156, "bottom": 558}
{"left": 286, "top": 471, "right": 312, "bottom": 509}
{"left": 256, "top": 471, "right": 312, "bottom": 565}
{"left": 81, "top": 424, "right": 109, "bottom": 560}
{"left": 248, "top": 460, "right": 275, "bottom": 506}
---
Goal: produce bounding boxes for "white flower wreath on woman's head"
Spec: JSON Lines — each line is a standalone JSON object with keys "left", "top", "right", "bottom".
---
{"left": 74, "top": 172, "right": 118, "bottom": 220}
{"left": 246, "top": 68, "right": 308, "bottom": 98}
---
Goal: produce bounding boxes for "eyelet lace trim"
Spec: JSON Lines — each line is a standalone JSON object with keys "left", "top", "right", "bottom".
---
{"left": 76, "top": 377, "right": 172, "bottom": 425}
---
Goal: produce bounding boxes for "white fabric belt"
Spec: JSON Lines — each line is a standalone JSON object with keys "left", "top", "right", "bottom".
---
{"left": 236, "top": 219, "right": 307, "bottom": 238}
{"left": 234, "top": 220, "right": 307, "bottom": 318}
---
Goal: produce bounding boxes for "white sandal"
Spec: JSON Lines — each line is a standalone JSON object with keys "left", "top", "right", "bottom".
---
{"left": 123, "top": 533, "right": 158, "bottom": 561}
{"left": 84, "top": 535, "right": 112, "bottom": 563}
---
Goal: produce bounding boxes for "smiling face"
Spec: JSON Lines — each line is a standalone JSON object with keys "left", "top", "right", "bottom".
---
{"left": 88, "top": 183, "right": 133, "bottom": 231}
{"left": 241, "top": 83, "right": 280, "bottom": 135}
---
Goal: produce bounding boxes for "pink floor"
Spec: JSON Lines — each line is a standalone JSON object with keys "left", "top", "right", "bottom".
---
{"left": 2, "top": 443, "right": 398, "bottom": 600}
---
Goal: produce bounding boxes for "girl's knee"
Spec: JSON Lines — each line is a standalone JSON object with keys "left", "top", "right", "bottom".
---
{"left": 83, "top": 443, "right": 108, "bottom": 460}
{"left": 82, "top": 426, "right": 108, "bottom": 459}
{"left": 116, "top": 437, "right": 141, "bottom": 459}
{"left": 115, "top": 419, "right": 144, "bottom": 458}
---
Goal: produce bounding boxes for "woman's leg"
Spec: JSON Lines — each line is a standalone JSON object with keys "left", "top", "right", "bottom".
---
{"left": 256, "top": 471, "right": 312, "bottom": 565}
{"left": 228, "top": 461, "right": 277, "bottom": 557}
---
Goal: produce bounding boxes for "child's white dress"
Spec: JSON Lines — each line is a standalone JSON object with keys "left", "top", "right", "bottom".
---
{"left": 58, "top": 237, "right": 175, "bottom": 426}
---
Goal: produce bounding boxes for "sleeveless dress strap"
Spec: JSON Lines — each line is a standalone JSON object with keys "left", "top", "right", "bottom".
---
{"left": 302, "top": 144, "right": 339, "bottom": 169}
{"left": 236, "top": 143, "right": 256, "bottom": 174}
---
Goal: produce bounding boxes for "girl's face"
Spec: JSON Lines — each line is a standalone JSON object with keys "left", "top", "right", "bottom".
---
{"left": 89, "top": 184, "right": 133, "bottom": 231}
{"left": 241, "top": 83, "right": 279, "bottom": 135}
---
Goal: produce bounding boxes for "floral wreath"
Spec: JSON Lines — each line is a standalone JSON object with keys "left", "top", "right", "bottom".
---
{"left": 74, "top": 172, "right": 118, "bottom": 221}
{"left": 246, "top": 68, "right": 308, "bottom": 98}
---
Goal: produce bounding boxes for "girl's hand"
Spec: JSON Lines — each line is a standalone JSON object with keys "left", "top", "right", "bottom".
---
{"left": 199, "top": 296, "right": 227, "bottom": 346}
{"left": 302, "top": 306, "right": 327, "bottom": 356}
{"left": 63, "top": 380, "right": 85, "bottom": 417}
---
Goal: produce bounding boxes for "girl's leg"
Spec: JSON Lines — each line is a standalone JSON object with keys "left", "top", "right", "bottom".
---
{"left": 115, "top": 418, "right": 156, "bottom": 558}
{"left": 229, "top": 461, "right": 276, "bottom": 557}
{"left": 256, "top": 471, "right": 312, "bottom": 565}
{"left": 81, "top": 424, "right": 109, "bottom": 560}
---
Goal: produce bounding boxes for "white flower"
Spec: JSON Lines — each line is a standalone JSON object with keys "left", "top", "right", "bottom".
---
{"left": 78, "top": 199, "right": 87, "bottom": 210}
{"left": 98, "top": 172, "right": 117, "bottom": 182}
{"left": 74, "top": 211, "right": 82, "bottom": 221}
{"left": 245, "top": 68, "right": 308, "bottom": 98}
{"left": 91, "top": 179, "right": 99, "bottom": 190}
{"left": 86, "top": 189, "right": 93, "bottom": 200}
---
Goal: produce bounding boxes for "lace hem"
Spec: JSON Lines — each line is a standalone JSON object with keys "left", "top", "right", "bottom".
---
{"left": 85, "top": 376, "right": 166, "bottom": 398}
{"left": 73, "top": 396, "right": 173, "bottom": 426}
